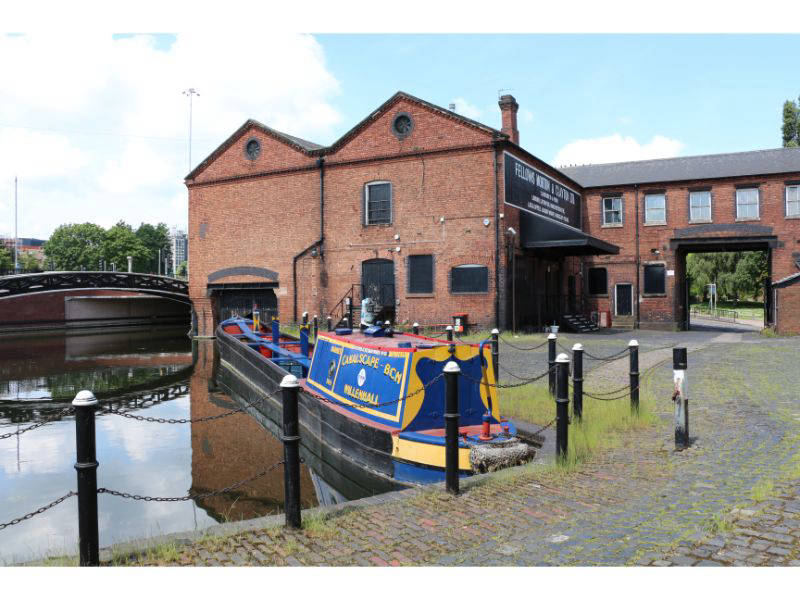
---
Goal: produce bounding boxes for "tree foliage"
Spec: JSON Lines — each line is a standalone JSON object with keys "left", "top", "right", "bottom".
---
{"left": 102, "top": 221, "right": 150, "bottom": 271}
{"left": 783, "top": 97, "right": 800, "bottom": 148}
{"left": 176, "top": 260, "right": 188, "bottom": 278}
{"left": 687, "top": 251, "right": 769, "bottom": 302}
{"left": 19, "top": 252, "right": 41, "bottom": 271}
{"left": 0, "top": 246, "right": 13, "bottom": 271}
{"left": 43, "top": 223, "right": 106, "bottom": 270}
{"left": 135, "top": 222, "right": 171, "bottom": 273}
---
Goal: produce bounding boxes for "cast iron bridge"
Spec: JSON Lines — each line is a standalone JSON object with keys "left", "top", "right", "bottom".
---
{"left": 0, "top": 271, "right": 190, "bottom": 303}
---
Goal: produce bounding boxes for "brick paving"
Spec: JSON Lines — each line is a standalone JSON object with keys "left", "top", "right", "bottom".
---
{"left": 101, "top": 327, "right": 800, "bottom": 566}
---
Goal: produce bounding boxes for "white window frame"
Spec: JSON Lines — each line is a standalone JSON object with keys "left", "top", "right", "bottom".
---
{"left": 786, "top": 185, "right": 800, "bottom": 218}
{"left": 602, "top": 196, "right": 623, "bottom": 227}
{"left": 364, "top": 181, "right": 392, "bottom": 225}
{"left": 614, "top": 283, "right": 634, "bottom": 317}
{"left": 644, "top": 193, "right": 666, "bottom": 225}
{"left": 689, "top": 190, "right": 712, "bottom": 223}
{"left": 735, "top": 187, "right": 759, "bottom": 221}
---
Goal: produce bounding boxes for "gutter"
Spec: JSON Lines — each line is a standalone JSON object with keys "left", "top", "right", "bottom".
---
{"left": 293, "top": 157, "right": 325, "bottom": 322}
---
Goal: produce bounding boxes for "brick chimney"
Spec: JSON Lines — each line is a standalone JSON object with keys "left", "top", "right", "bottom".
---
{"left": 498, "top": 94, "right": 519, "bottom": 145}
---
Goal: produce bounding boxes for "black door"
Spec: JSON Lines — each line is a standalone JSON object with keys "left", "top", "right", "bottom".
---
{"left": 616, "top": 283, "right": 632, "bottom": 316}
{"left": 361, "top": 259, "right": 395, "bottom": 322}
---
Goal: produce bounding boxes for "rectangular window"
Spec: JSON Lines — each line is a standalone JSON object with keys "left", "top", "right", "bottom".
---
{"left": 689, "top": 190, "right": 712, "bottom": 222}
{"left": 643, "top": 264, "right": 666, "bottom": 295}
{"left": 450, "top": 264, "right": 488, "bottom": 294}
{"left": 408, "top": 255, "right": 433, "bottom": 294}
{"left": 365, "top": 182, "right": 391, "bottom": 225}
{"left": 603, "top": 196, "right": 622, "bottom": 225}
{"left": 736, "top": 187, "right": 759, "bottom": 220}
{"left": 587, "top": 267, "right": 608, "bottom": 295}
{"left": 787, "top": 185, "right": 800, "bottom": 217}
{"left": 644, "top": 193, "right": 666, "bottom": 224}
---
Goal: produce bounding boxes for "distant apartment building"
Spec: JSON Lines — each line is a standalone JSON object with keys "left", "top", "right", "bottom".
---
{"left": 170, "top": 228, "right": 188, "bottom": 274}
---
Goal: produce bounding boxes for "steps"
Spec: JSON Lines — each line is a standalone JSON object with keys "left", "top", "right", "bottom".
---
{"left": 561, "top": 314, "right": 599, "bottom": 333}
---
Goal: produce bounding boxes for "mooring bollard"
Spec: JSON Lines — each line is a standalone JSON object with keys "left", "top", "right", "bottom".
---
{"left": 572, "top": 343, "right": 583, "bottom": 422}
{"left": 280, "top": 374, "right": 302, "bottom": 528}
{"left": 312, "top": 315, "right": 318, "bottom": 340}
{"left": 302, "top": 311, "right": 308, "bottom": 326}
{"left": 326, "top": 316, "right": 332, "bottom": 332}
{"left": 673, "top": 348, "right": 689, "bottom": 449}
{"left": 342, "top": 317, "right": 349, "bottom": 329}
{"left": 73, "top": 390, "right": 99, "bottom": 566}
{"left": 491, "top": 328, "right": 499, "bottom": 382}
{"left": 444, "top": 361, "right": 461, "bottom": 495}
{"left": 446, "top": 325, "right": 454, "bottom": 355}
{"left": 300, "top": 325, "right": 310, "bottom": 357}
{"left": 271, "top": 318, "right": 280, "bottom": 345}
{"left": 548, "top": 333, "right": 557, "bottom": 396}
{"left": 629, "top": 339, "right": 639, "bottom": 414}
{"left": 555, "top": 353, "right": 570, "bottom": 462}
{"left": 412, "top": 322, "right": 420, "bottom": 335}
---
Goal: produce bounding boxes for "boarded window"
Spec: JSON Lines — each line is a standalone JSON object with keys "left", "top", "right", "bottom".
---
{"left": 587, "top": 267, "right": 608, "bottom": 295}
{"left": 408, "top": 255, "right": 434, "bottom": 294}
{"left": 365, "top": 182, "right": 391, "bottom": 225}
{"left": 451, "top": 264, "right": 488, "bottom": 294}
{"left": 643, "top": 264, "right": 666, "bottom": 295}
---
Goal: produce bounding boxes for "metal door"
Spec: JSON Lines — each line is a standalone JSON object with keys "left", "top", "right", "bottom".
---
{"left": 615, "top": 283, "right": 633, "bottom": 316}
{"left": 361, "top": 259, "right": 395, "bottom": 321}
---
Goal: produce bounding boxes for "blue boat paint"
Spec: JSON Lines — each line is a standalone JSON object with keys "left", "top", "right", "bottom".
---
{"left": 393, "top": 459, "right": 472, "bottom": 484}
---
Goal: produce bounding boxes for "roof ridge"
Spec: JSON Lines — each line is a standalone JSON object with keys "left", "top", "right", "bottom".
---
{"left": 562, "top": 147, "right": 799, "bottom": 170}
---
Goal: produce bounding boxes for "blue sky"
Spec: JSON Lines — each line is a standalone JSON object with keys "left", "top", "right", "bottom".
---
{"left": 2, "top": 33, "right": 799, "bottom": 239}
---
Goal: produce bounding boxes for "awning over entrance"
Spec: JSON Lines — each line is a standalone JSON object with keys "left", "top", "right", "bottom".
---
{"left": 521, "top": 233, "right": 619, "bottom": 256}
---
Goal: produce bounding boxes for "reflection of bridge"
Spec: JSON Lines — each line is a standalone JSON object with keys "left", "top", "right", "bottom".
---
{"left": 0, "top": 271, "right": 189, "bottom": 302}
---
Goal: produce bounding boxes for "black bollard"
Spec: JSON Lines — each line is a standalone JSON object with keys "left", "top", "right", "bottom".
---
{"left": 280, "top": 375, "right": 301, "bottom": 528}
{"left": 302, "top": 312, "right": 308, "bottom": 326}
{"left": 572, "top": 343, "right": 583, "bottom": 422}
{"left": 491, "top": 328, "right": 499, "bottom": 382}
{"left": 327, "top": 316, "right": 332, "bottom": 332}
{"left": 444, "top": 361, "right": 461, "bottom": 495}
{"left": 629, "top": 340, "right": 639, "bottom": 414}
{"left": 547, "top": 333, "right": 557, "bottom": 396}
{"left": 412, "top": 322, "right": 420, "bottom": 335}
{"left": 73, "top": 390, "right": 99, "bottom": 566}
{"left": 555, "top": 353, "right": 570, "bottom": 462}
{"left": 446, "top": 325, "right": 454, "bottom": 355}
{"left": 673, "top": 348, "right": 689, "bottom": 449}
{"left": 313, "top": 315, "right": 318, "bottom": 341}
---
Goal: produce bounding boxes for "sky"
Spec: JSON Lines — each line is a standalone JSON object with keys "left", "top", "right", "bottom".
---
{"left": 2, "top": 30, "right": 800, "bottom": 240}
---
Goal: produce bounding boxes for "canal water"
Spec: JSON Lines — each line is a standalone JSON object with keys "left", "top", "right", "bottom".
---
{"left": 0, "top": 328, "right": 386, "bottom": 565}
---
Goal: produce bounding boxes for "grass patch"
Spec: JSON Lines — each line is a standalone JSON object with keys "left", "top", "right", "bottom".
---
{"left": 750, "top": 479, "right": 774, "bottom": 503}
{"left": 707, "top": 512, "right": 736, "bottom": 535}
{"left": 301, "top": 512, "right": 338, "bottom": 540}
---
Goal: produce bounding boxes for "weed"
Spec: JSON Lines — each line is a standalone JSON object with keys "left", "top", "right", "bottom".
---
{"left": 302, "top": 512, "right": 338, "bottom": 540}
{"left": 750, "top": 479, "right": 774, "bottom": 503}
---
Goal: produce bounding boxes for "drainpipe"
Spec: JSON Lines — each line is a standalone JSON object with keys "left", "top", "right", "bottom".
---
{"left": 293, "top": 157, "right": 325, "bottom": 322}
{"left": 493, "top": 141, "right": 501, "bottom": 329}
{"left": 634, "top": 183, "right": 640, "bottom": 329}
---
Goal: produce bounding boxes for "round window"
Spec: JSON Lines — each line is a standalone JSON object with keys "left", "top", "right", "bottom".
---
{"left": 391, "top": 113, "right": 414, "bottom": 139}
{"left": 245, "top": 138, "right": 261, "bottom": 160}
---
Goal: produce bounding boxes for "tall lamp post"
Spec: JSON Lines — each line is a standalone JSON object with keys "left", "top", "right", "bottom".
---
{"left": 182, "top": 88, "right": 200, "bottom": 170}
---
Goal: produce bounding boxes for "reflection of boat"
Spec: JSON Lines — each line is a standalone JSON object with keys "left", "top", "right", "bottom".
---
{"left": 217, "top": 317, "right": 536, "bottom": 486}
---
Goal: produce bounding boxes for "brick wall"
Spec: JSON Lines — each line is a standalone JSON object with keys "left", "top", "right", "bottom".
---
{"left": 775, "top": 283, "right": 800, "bottom": 334}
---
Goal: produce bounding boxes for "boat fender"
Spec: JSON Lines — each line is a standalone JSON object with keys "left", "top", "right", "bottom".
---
{"left": 334, "top": 328, "right": 352, "bottom": 335}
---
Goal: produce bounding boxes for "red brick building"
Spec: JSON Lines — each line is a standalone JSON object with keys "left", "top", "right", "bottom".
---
{"left": 186, "top": 91, "right": 800, "bottom": 335}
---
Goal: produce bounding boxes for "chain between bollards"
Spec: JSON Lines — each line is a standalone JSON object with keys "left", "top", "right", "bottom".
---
{"left": 73, "top": 390, "right": 100, "bottom": 567}
{"left": 444, "top": 361, "right": 460, "bottom": 495}
{"left": 673, "top": 348, "right": 689, "bottom": 450}
{"left": 280, "top": 375, "right": 302, "bottom": 528}
{"left": 571, "top": 343, "right": 583, "bottom": 422}
{"left": 555, "top": 353, "right": 570, "bottom": 462}
{"left": 547, "top": 333, "right": 557, "bottom": 396}
{"left": 629, "top": 339, "right": 639, "bottom": 414}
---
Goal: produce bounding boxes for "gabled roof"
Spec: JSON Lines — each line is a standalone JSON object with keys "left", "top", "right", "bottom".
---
{"left": 560, "top": 147, "right": 800, "bottom": 188}
{"left": 186, "top": 91, "right": 508, "bottom": 181}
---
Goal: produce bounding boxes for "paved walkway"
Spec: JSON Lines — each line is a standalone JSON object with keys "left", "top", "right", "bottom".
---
{"left": 105, "top": 329, "right": 800, "bottom": 566}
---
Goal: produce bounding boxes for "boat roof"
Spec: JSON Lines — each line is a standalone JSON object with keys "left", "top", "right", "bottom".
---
{"left": 320, "top": 330, "right": 478, "bottom": 351}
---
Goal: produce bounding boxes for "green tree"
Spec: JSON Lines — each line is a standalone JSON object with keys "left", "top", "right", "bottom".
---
{"left": 783, "top": 97, "right": 800, "bottom": 148}
{"left": 135, "top": 222, "right": 171, "bottom": 273}
{"left": 19, "top": 252, "right": 41, "bottom": 271}
{"left": 0, "top": 246, "right": 13, "bottom": 271}
{"left": 176, "top": 260, "right": 188, "bottom": 278}
{"left": 43, "top": 223, "right": 106, "bottom": 270}
{"left": 687, "top": 251, "right": 768, "bottom": 302}
{"left": 102, "top": 221, "right": 150, "bottom": 271}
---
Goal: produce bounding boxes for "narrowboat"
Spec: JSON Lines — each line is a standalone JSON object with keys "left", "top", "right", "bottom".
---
{"left": 216, "top": 317, "right": 537, "bottom": 486}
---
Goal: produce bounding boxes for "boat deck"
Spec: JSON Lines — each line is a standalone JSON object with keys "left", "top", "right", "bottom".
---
{"left": 321, "top": 330, "right": 476, "bottom": 351}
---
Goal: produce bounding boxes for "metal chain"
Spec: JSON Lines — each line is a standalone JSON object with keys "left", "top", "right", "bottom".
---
{"left": 461, "top": 366, "right": 553, "bottom": 389}
{"left": 98, "top": 460, "right": 287, "bottom": 502}
{"left": 100, "top": 388, "right": 281, "bottom": 424}
{"left": 498, "top": 361, "right": 546, "bottom": 381}
{"left": 498, "top": 336, "right": 549, "bottom": 351}
{"left": 0, "top": 491, "right": 77, "bottom": 531}
{"left": 577, "top": 356, "right": 672, "bottom": 402}
{"left": 0, "top": 407, "right": 75, "bottom": 440}
{"left": 530, "top": 418, "right": 557, "bottom": 436}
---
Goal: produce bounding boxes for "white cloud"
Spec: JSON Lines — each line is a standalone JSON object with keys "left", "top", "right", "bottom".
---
{"left": 0, "top": 33, "right": 342, "bottom": 239}
{"left": 554, "top": 134, "right": 684, "bottom": 167}
{"left": 450, "top": 97, "right": 484, "bottom": 120}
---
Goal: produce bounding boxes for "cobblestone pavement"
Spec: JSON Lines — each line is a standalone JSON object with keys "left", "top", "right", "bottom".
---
{"left": 108, "top": 327, "right": 800, "bottom": 566}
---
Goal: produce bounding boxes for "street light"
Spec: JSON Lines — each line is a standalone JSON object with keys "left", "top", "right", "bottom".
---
{"left": 182, "top": 88, "right": 200, "bottom": 170}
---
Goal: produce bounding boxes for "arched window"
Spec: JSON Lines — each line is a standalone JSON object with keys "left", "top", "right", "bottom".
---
{"left": 364, "top": 181, "right": 392, "bottom": 225}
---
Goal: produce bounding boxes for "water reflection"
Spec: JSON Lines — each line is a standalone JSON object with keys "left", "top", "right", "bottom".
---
{"left": 0, "top": 329, "right": 389, "bottom": 564}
